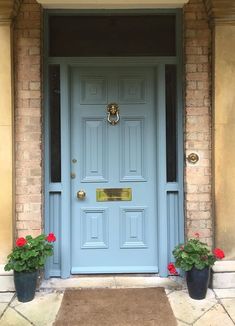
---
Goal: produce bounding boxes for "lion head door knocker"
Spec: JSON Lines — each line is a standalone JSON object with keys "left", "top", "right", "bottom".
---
{"left": 107, "top": 103, "right": 120, "bottom": 125}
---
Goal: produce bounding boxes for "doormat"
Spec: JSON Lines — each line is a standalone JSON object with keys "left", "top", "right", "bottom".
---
{"left": 54, "top": 288, "right": 177, "bottom": 326}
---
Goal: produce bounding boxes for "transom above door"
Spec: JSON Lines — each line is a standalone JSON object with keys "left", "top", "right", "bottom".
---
{"left": 70, "top": 67, "right": 158, "bottom": 273}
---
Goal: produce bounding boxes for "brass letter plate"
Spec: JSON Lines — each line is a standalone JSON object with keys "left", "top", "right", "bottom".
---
{"left": 96, "top": 188, "right": 132, "bottom": 202}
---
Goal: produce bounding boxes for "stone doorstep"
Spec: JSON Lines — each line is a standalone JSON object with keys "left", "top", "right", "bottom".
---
{"left": 213, "top": 261, "right": 235, "bottom": 273}
{"left": 0, "top": 265, "right": 12, "bottom": 276}
{"left": 40, "top": 276, "right": 183, "bottom": 291}
{"left": 0, "top": 276, "right": 14, "bottom": 292}
{"left": 212, "top": 261, "right": 235, "bottom": 289}
{"left": 212, "top": 273, "right": 235, "bottom": 289}
{"left": 0, "top": 272, "right": 183, "bottom": 292}
{"left": 2, "top": 263, "right": 235, "bottom": 291}
{"left": 0, "top": 274, "right": 183, "bottom": 292}
{"left": 0, "top": 264, "right": 14, "bottom": 292}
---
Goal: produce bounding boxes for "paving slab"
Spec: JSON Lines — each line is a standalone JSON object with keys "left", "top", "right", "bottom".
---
{"left": 12, "top": 292, "right": 63, "bottom": 326}
{"left": 220, "top": 298, "right": 235, "bottom": 323}
{"left": 214, "top": 288, "right": 235, "bottom": 298}
{"left": 0, "top": 307, "right": 31, "bottom": 326}
{"left": 0, "top": 293, "right": 14, "bottom": 303}
{"left": 165, "top": 288, "right": 174, "bottom": 295}
{"left": 177, "top": 320, "right": 190, "bottom": 326}
{"left": 194, "top": 303, "right": 234, "bottom": 326}
{"left": 114, "top": 276, "right": 181, "bottom": 290}
{"left": 0, "top": 303, "right": 8, "bottom": 316}
{"left": 168, "top": 290, "right": 217, "bottom": 324}
{"left": 41, "top": 276, "right": 116, "bottom": 289}
{"left": 204, "top": 288, "right": 216, "bottom": 299}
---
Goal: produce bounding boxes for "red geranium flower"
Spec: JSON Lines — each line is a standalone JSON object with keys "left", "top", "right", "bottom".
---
{"left": 16, "top": 237, "right": 27, "bottom": 247}
{"left": 168, "top": 263, "right": 178, "bottom": 275}
{"left": 46, "top": 233, "right": 56, "bottom": 242}
{"left": 213, "top": 248, "right": 225, "bottom": 259}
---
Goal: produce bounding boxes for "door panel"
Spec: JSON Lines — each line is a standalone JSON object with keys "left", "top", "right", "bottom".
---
{"left": 81, "top": 118, "right": 108, "bottom": 182}
{"left": 81, "top": 208, "right": 108, "bottom": 249}
{"left": 120, "top": 118, "right": 146, "bottom": 181}
{"left": 71, "top": 67, "right": 158, "bottom": 273}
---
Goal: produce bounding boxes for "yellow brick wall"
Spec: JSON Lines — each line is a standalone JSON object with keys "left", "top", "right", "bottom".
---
{"left": 0, "top": 23, "right": 13, "bottom": 264}
{"left": 214, "top": 25, "right": 235, "bottom": 260}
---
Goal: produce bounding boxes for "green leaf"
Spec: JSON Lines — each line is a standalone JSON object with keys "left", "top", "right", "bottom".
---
{"left": 4, "top": 233, "right": 55, "bottom": 272}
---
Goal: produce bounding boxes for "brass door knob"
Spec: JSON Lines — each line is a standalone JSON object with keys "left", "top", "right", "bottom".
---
{"left": 77, "top": 190, "right": 86, "bottom": 199}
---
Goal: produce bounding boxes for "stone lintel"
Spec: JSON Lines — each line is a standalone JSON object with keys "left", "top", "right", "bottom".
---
{"left": 36, "top": 0, "right": 189, "bottom": 9}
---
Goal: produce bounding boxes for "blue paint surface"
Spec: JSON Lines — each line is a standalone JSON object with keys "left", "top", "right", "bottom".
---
{"left": 44, "top": 58, "right": 183, "bottom": 278}
{"left": 70, "top": 67, "right": 158, "bottom": 273}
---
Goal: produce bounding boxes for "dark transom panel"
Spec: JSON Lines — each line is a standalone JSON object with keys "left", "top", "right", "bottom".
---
{"left": 49, "top": 15, "right": 176, "bottom": 57}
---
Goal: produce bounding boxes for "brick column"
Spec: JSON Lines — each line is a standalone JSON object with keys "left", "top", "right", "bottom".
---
{"left": 14, "top": 0, "right": 43, "bottom": 237}
{"left": 184, "top": 0, "right": 213, "bottom": 245}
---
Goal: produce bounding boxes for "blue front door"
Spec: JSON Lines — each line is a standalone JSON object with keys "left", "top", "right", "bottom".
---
{"left": 71, "top": 67, "right": 158, "bottom": 273}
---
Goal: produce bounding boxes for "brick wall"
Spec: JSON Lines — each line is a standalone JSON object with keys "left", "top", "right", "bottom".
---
{"left": 184, "top": 0, "right": 212, "bottom": 245}
{"left": 14, "top": 0, "right": 43, "bottom": 238}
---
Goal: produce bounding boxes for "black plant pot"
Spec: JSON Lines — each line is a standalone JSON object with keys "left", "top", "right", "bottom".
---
{"left": 186, "top": 267, "right": 210, "bottom": 300}
{"left": 14, "top": 270, "right": 38, "bottom": 302}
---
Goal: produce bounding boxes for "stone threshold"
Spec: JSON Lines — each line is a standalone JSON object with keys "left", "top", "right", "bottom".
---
{"left": 40, "top": 275, "right": 183, "bottom": 291}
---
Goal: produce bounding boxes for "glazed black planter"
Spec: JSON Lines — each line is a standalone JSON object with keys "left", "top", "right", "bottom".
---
{"left": 186, "top": 267, "right": 210, "bottom": 300}
{"left": 14, "top": 270, "right": 38, "bottom": 302}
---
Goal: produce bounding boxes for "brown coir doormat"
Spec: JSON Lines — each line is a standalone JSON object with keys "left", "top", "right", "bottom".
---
{"left": 54, "top": 288, "right": 177, "bottom": 326}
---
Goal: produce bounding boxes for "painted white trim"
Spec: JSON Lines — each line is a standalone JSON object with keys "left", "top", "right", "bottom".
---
{"left": 37, "top": 0, "right": 188, "bottom": 9}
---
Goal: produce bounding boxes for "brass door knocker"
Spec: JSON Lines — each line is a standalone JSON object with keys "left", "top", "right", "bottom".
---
{"left": 107, "top": 103, "right": 120, "bottom": 125}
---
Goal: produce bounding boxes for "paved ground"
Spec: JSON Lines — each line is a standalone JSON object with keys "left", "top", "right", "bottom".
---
{"left": 0, "top": 276, "right": 235, "bottom": 325}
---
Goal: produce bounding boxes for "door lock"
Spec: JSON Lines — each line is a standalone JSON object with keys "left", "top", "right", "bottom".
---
{"left": 77, "top": 190, "right": 86, "bottom": 199}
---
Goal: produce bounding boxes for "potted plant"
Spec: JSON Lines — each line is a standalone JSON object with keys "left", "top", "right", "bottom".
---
{"left": 4, "top": 233, "right": 56, "bottom": 302}
{"left": 168, "top": 233, "right": 225, "bottom": 300}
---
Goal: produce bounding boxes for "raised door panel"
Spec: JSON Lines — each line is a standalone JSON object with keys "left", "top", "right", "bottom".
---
{"left": 120, "top": 207, "right": 148, "bottom": 248}
{"left": 81, "top": 118, "right": 108, "bottom": 182}
{"left": 118, "top": 76, "right": 146, "bottom": 104}
{"left": 80, "top": 76, "right": 107, "bottom": 104}
{"left": 81, "top": 208, "right": 108, "bottom": 249}
{"left": 120, "top": 118, "right": 146, "bottom": 182}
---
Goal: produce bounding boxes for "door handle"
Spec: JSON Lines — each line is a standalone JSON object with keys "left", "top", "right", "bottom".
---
{"left": 77, "top": 190, "right": 86, "bottom": 200}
